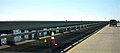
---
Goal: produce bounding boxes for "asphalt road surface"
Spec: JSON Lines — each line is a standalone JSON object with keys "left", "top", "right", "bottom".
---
{"left": 67, "top": 23, "right": 120, "bottom": 53}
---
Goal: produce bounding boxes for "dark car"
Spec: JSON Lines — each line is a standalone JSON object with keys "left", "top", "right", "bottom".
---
{"left": 109, "top": 19, "right": 117, "bottom": 27}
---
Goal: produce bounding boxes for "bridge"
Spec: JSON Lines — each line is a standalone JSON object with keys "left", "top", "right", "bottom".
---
{"left": 0, "top": 21, "right": 108, "bottom": 53}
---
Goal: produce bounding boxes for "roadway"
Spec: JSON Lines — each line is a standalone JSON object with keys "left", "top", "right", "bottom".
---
{"left": 67, "top": 23, "right": 120, "bottom": 53}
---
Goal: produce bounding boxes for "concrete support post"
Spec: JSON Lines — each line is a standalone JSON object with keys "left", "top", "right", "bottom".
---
{"left": 59, "top": 29, "right": 64, "bottom": 33}
{"left": 85, "top": 24, "right": 87, "bottom": 28}
{"left": 0, "top": 39, "right": 1, "bottom": 46}
{"left": 79, "top": 25, "right": 81, "bottom": 29}
{"left": 72, "top": 27, "right": 76, "bottom": 30}
{"left": 67, "top": 28, "right": 70, "bottom": 32}
{"left": 65, "top": 28, "right": 68, "bottom": 32}
{"left": 73, "top": 27, "right": 76, "bottom": 30}
{"left": 47, "top": 31, "right": 52, "bottom": 35}
{"left": 63, "top": 29, "right": 65, "bottom": 33}
{"left": 86, "top": 24, "right": 88, "bottom": 27}
{"left": 53, "top": 31, "right": 56, "bottom": 34}
{"left": 34, "top": 31, "right": 39, "bottom": 40}
{"left": 70, "top": 27, "right": 73, "bottom": 30}
{"left": 21, "top": 35, "right": 24, "bottom": 40}
{"left": 64, "top": 29, "right": 66, "bottom": 32}
{"left": 40, "top": 32, "right": 43, "bottom": 36}
{"left": 7, "top": 36, "right": 15, "bottom": 45}
{"left": 28, "top": 34, "right": 32, "bottom": 40}
{"left": 76, "top": 26, "right": 78, "bottom": 30}
{"left": 77, "top": 26, "right": 80, "bottom": 29}
{"left": 83, "top": 25, "right": 85, "bottom": 28}
{"left": 81, "top": 25, "right": 83, "bottom": 28}
{"left": 31, "top": 30, "right": 36, "bottom": 39}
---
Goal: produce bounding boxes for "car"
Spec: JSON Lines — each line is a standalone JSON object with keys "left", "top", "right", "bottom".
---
{"left": 109, "top": 19, "right": 117, "bottom": 27}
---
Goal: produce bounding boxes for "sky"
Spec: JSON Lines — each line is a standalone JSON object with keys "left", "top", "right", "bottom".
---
{"left": 0, "top": 0, "right": 120, "bottom": 21}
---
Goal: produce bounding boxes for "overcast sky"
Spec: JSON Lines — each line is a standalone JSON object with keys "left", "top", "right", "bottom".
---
{"left": 0, "top": 0, "right": 120, "bottom": 21}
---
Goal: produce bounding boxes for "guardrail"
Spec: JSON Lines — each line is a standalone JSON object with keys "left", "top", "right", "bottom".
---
{"left": 0, "top": 23, "right": 105, "bottom": 46}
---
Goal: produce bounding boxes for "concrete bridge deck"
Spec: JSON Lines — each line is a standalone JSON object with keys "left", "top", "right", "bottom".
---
{"left": 67, "top": 23, "right": 120, "bottom": 53}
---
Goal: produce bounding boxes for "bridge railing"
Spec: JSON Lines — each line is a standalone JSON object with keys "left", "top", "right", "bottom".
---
{"left": 0, "top": 23, "right": 101, "bottom": 46}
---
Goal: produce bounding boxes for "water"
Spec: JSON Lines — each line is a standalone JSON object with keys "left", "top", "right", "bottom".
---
{"left": 13, "top": 29, "right": 22, "bottom": 42}
{"left": 24, "top": 30, "right": 29, "bottom": 39}
{"left": 31, "top": 30, "right": 36, "bottom": 38}
{"left": 1, "top": 38, "right": 7, "bottom": 45}
{"left": 43, "top": 28, "right": 47, "bottom": 36}
{"left": 56, "top": 27, "right": 59, "bottom": 33}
